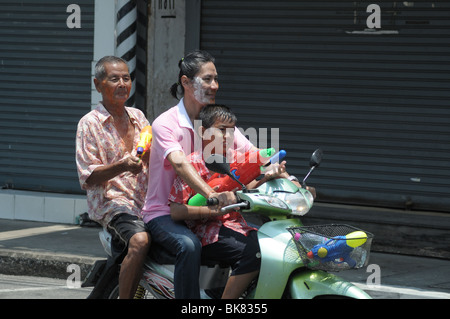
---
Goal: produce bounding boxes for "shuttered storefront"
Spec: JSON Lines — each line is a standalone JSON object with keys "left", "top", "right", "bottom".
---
{"left": 0, "top": 0, "right": 94, "bottom": 193}
{"left": 200, "top": 1, "right": 450, "bottom": 212}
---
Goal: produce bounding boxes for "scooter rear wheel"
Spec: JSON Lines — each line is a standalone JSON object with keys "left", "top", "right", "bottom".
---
{"left": 101, "top": 276, "right": 119, "bottom": 299}
{"left": 102, "top": 278, "right": 154, "bottom": 299}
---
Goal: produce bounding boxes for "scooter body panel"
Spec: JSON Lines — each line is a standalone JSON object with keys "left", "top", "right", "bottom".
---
{"left": 289, "top": 270, "right": 371, "bottom": 299}
{"left": 253, "top": 218, "right": 304, "bottom": 298}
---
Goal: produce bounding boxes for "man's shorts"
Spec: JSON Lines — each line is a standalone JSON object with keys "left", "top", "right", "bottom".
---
{"left": 106, "top": 213, "right": 147, "bottom": 263}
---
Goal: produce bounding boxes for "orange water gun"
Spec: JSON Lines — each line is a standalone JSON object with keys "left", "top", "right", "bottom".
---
{"left": 188, "top": 148, "right": 286, "bottom": 206}
{"left": 207, "top": 148, "right": 277, "bottom": 191}
{"left": 136, "top": 125, "right": 152, "bottom": 158}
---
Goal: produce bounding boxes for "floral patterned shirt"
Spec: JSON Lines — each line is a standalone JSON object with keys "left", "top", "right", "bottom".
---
{"left": 168, "top": 150, "right": 256, "bottom": 246}
{"left": 76, "top": 103, "right": 150, "bottom": 227}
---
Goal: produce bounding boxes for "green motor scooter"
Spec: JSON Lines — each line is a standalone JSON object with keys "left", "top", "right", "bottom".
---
{"left": 205, "top": 149, "right": 373, "bottom": 299}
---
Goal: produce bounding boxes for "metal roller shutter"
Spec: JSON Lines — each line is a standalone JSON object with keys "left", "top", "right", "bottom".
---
{"left": 200, "top": 0, "right": 450, "bottom": 212}
{"left": 0, "top": 0, "right": 94, "bottom": 193}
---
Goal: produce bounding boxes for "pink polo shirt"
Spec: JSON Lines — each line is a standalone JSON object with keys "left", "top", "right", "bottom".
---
{"left": 141, "top": 99, "right": 254, "bottom": 223}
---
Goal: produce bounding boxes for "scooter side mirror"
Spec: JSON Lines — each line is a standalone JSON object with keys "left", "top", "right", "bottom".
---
{"left": 302, "top": 149, "right": 323, "bottom": 188}
{"left": 205, "top": 154, "right": 231, "bottom": 175}
{"left": 310, "top": 149, "right": 323, "bottom": 168}
{"left": 205, "top": 154, "right": 247, "bottom": 191}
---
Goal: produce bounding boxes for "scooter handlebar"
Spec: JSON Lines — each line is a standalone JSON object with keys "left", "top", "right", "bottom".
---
{"left": 206, "top": 196, "right": 249, "bottom": 213}
{"left": 220, "top": 202, "right": 249, "bottom": 214}
{"left": 206, "top": 197, "right": 219, "bottom": 206}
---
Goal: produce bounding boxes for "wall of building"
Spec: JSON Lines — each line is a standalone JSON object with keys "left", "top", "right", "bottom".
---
{"left": 146, "top": 0, "right": 187, "bottom": 121}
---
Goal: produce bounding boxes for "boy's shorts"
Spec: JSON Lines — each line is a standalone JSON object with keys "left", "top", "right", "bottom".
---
{"left": 202, "top": 226, "right": 261, "bottom": 276}
{"left": 106, "top": 213, "right": 147, "bottom": 263}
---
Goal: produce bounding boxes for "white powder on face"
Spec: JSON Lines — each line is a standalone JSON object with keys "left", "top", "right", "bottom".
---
{"left": 193, "top": 77, "right": 211, "bottom": 104}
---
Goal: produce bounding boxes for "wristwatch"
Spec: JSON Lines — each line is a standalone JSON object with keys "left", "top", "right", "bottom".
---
{"left": 288, "top": 175, "right": 299, "bottom": 183}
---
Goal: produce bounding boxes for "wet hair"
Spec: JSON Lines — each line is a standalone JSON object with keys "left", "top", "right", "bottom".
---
{"left": 95, "top": 56, "right": 128, "bottom": 80}
{"left": 199, "top": 104, "right": 237, "bottom": 129}
{"left": 170, "top": 50, "right": 216, "bottom": 99}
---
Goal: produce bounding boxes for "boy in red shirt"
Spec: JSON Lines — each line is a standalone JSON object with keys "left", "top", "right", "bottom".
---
{"left": 169, "top": 104, "right": 288, "bottom": 298}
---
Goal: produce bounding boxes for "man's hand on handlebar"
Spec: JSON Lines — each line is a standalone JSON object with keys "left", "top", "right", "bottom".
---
{"left": 205, "top": 186, "right": 239, "bottom": 216}
{"left": 208, "top": 190, "right": 237, "bottom": 208}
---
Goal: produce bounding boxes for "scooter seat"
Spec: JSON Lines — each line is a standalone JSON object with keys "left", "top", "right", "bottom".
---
{"left": 148, "top": 242, "right": 177, "bottom": 264}
{"left": 148, "top": 242, "right": 229, "bottom": 268}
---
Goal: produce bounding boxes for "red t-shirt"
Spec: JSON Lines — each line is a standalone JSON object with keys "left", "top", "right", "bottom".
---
{"left": 168, "top": 150, "right": 256, "bottom": 246}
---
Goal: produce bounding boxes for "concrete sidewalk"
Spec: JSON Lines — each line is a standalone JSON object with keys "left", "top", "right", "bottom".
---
{"left": 0, "top": 219, "right": 103, "bottom": 279}
{"left": 0, "top": 218, "right": 449, "bottom": 299}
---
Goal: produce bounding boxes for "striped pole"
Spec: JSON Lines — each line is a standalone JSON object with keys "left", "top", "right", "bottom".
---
{"left": 135, "top": 0, "right": 148, "bottom": 114}
{"left": 116, "top": 0, "right": 137, "bottom": 108}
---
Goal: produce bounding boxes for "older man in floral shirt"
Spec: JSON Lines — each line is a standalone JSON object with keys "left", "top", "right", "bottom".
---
{"left": 76, "top": 56, "right": 151, "bottom": 299}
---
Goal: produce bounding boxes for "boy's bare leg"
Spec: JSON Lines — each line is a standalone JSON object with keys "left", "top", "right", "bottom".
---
{"left": 221, "top": 271, "right": 259, "bottom": 299}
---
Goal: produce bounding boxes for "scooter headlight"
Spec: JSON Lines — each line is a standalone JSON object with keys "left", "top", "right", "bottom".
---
{"left": 273, "top": 190, "right": 314, "bottom": 216}
{"left": 260, "top": 195, "right": 289, "bottom": 210}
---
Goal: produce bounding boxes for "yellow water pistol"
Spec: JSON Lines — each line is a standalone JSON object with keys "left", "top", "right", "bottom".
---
{"left": 136, "top": 125, "right": 152, "bottom": 158}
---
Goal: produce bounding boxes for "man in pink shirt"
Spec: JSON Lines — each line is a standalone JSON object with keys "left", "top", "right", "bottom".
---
{"left": 142, "top": 51, "right": 253, "bottom": 298}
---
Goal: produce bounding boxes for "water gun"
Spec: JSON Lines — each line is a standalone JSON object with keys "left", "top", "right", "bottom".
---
{"left": 188, "top": 148, "right": 286, "bottom": 206}
{"left": 306, "top": 231, "right": 368, "bottom": 268}
{"left": 136, "top": 125, "right": 152, "bottom": 158}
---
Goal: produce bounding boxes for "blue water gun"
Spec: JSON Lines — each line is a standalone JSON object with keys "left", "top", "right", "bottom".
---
{"left": 307, "top": 236, "right": 357, "bottom": 267}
